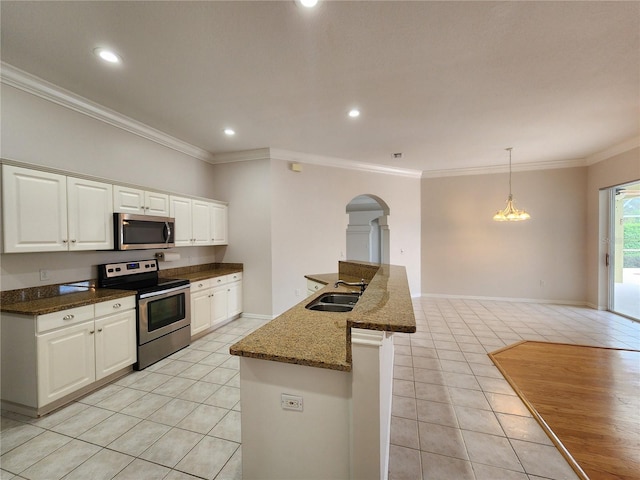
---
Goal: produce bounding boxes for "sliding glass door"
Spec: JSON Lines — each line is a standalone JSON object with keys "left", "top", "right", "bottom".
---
{"left": 609, "top": 181, "right": 640, "bottom": 320}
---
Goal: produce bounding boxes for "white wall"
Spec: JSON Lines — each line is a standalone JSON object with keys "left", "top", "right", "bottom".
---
{"left": 422, "top": 166, "right": 588, "bottom": 303}
{"left": 207, "top": 158, "right": 273, "bottom": 317}
{"left": 586, "top": 146, "right": 640, "bottom": 308}
{"left": 0, "top": 84, "right": 222, "bottom": 291}
{"left": 270, "top": 158, "right": 421, "bottom": 316}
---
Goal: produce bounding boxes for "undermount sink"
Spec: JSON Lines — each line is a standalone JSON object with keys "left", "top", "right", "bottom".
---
{"left": 308, "top": 304, "right": 354, "bottom": 312}
{"left": 306, "top": 292, "right": 360, "bottom": 312}
{"left": 318, "top": 293, "right": 360, "bottom": 305}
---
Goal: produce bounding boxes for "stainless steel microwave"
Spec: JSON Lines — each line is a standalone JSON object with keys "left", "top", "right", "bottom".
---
{"left": 114, "top": 213, "right": 175, "bottom": 250}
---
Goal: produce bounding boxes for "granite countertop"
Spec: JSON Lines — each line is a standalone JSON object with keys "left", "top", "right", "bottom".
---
{"left": 1, "top": 287, "right": 135, "bottom": 316}
{"left": 172, "top": 266, "right": 242, "bottom": 283}
{"left": 1, "top": 262, "right": 243, "bottom": 316}
{"left": 231, "top": 261, "right": 416, "bottom": 372}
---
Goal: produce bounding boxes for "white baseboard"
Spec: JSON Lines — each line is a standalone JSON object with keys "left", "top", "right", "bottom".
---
{"left": 419, "top": 293, "right": 589, "bottom": 307}
{"left": 239, "top": 313, "right": 275, "bottom": 321}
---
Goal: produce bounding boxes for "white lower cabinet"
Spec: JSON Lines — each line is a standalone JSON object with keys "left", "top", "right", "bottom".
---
{"left": 190, "top": 279, "right": 213, "bottom": 336}
{"left": 190, "top": 273, "right": 242, "bottom": 337}
{"left": 1, "top": 296, "right": 136, "bottom": 416}
{"left": 37, "top": 321, "right": 95, "bottom": 406}
{"left": 94, "top": 309, "right": 137, "bottom": 379}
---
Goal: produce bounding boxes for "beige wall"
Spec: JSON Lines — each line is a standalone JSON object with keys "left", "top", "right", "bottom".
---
{"left": 269, "top": 158, "right": 421, "bottom": 316}
{"left": 422, "top": 167, "right": 588, "bottom": 303}
{"left": 210, "top": 156, "right": 421, "bottom": 317}
{"left": 3, "top": 80, "right": 637, "bottom": 311}
{"left": 207, "top": 158, "right": 273, "bottom": 317}
{"left": 1, "top": 85, "right": 215, "bottom": 196}
{"left": 586, "top": 147, "right": 640, "bottom": 308}
{"left": 0, "top": 84, "right": 221, "bottom": 291}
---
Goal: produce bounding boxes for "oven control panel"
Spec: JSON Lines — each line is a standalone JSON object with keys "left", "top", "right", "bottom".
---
{"left": 101, "top": 259, "right": 158, "bottom": 278}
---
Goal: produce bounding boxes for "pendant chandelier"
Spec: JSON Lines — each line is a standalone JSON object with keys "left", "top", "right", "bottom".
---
{"left": 493, "top": 147, "right": 531, "bottom": 222}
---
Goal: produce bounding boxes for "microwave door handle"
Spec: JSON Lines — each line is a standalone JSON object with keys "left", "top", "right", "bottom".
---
{"left": 164, "top": 222, "right": 171, "bottom": 245}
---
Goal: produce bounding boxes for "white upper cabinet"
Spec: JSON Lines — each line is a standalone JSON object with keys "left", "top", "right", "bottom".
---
{"left": 2, "top": 165, "right": 113, "bottom": 253}
{"left": 192, "top": 199, "right": 212, "bottom": 246}
{"left": 2, "top": 165, "right": 68, "bottom": 253}
{"left": 2, "top": 164, "right": 227, "bottom": 252}
{"left": 170, "top": 196, "right": 222, "bottom": 247}
{"left": 113, "top": 185, "right": 169, "bottom": 217}
{"left": 211, "top": 203, "right": 228, "bottom": 245}
{"left": 67, "top": 177, "right": 113, "bottom": 251}
{"left": 170, "top": 195, "right": 194, "bottom": 247}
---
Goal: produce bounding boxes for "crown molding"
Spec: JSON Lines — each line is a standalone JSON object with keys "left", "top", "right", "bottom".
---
{"left": 585, "top": 136, "right": 640, "bottom": 166}
{"left": 268, "top": 148, "right": 423, "bottom": 178}
{"left": 210, "top": 148, "right": 273, "bottom": 164}
{"left": 0, "top": 62, "right": 215, "bottom": 163}
{"left": 211, "top": 147, "right": 423, "bottom": 178}
{"left": 421, "top": 157, "right": 587, "bottom": 179}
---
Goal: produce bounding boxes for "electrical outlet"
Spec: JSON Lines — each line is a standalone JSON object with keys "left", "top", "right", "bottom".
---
{"left": 281, "top": 393, "right": 303, "bottom": 412}
{"left": 295, "top": 289, "right": 301, "bottom": 297}
{"left": 39, "top": 269, "right": 50, "bottom": 281}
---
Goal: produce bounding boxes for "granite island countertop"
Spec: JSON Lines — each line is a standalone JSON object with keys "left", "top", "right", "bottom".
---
{"left": 230, "top": 261, "right": 416, "bottom": 372}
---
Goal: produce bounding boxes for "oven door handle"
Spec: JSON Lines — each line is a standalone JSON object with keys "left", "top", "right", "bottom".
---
{"left": 139, "top": 284, "right": 190, "bottom": 300}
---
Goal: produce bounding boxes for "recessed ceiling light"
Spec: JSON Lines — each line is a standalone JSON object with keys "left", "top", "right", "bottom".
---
{"left": 298, "top": 0, "right": 319, "bottom": 7}
{"left": 224, "top": 128, "right": 236, "bottom": 136}
{"left": 348, "top": 109, "right": 360, "bottom": 118}
{"left": 94, "top": 48, "right": 121, "bottom": 64}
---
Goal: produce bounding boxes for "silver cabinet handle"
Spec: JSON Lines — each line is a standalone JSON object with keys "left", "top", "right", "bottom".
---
{"left": 198, "top": 283, "right": 203, "bottom": 287}
{"left": 71, "top": 239, "right": 76, "bottom": 243}
{"left": 97, "top": 328, "right": 103, "bottom": 332}
{"left": 113, "top": 303, "right": 121, "bottom": 309}
{"left": 89, "top": 330, "right": 95, "bottom": 334}
{"left": 63, "top": 314, "right": 75, "bottom": 320}
{"left": 62, "top": 239, "right": 68, "bottom": 244}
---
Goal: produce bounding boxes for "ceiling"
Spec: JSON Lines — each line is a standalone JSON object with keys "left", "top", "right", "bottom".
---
{"left": 1, "top": 1, "right": 638, "bottom": 173}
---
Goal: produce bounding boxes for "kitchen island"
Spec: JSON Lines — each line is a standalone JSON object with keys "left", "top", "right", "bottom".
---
{"left": 230, "top": 261, "right": 416, "bottom": 480}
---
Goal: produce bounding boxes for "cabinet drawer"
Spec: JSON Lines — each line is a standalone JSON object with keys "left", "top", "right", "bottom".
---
{"left": 94, "top": 296, "right": 136, "bottom": 318}
{"left": 228, "top": 272, "right": 242, "bottom": 283}
{"left": 191, "top": 278, "right": 212, "bottom": 292}
{"left": 212, "top": 275, "right": 229, "bottom": 287}
{"left": 37, "top": 305, "right": 95, "bottom": 333}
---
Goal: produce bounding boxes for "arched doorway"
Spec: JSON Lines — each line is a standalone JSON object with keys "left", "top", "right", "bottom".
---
{"left": 346, "top": 194, "right": 390, "bottom": 264}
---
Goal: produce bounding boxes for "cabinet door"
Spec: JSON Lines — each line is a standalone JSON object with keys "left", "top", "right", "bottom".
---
{"left": 95, "top": 310, "right": 136, "bottom": 380}
{"left": 37, "top": 321, "right": 96, "bottom": 406}
{"left": 192, "top": 199, "right": 212, "bottom": 246}
{"left": 113, "top": 185, "right": 145, "bottom": 215}
{"left": 227, "top": 281, "right": 243, "bottom": 318}
{"left": 67, "top": 177, "right": 114, "bottom": 250}
{"left": 170, "top": 195, "right": 193, "bottom": 246}
{"left": 211, "top": 203, "right": 228, "bottom": 245}
{"left": 211, "top": 285, "right": 229, "bottom": 327}
{"left": 191, "top": 288, "right": 213, "bottom": 336}
{"left": 2, "top": 165, "right": 68, "bottom": 253}
{"left": 145, "top": 192, "right": 170, "bottom": 216}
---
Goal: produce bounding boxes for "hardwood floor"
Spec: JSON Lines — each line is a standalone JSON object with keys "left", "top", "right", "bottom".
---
{"left": 489, "top": 341, "right": 640, "bottom": 480}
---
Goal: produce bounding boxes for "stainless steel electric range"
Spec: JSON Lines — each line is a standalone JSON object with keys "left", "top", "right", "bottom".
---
{"left": 98, "top": 259, "right": 191, "bottom": 370}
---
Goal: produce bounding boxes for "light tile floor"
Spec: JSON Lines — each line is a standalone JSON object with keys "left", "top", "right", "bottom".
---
{"left": 2, "top": 300, "right": 639, "bottom": 479}
{"left": 388, "top": 298, "right": 640, "bottom": 480}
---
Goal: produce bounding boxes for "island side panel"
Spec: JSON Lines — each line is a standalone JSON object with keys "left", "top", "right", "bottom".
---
{"left": 351, "top": 328, "right": 395, "bottom": 480}
{"left": 239, "top": 357, "right": 351, "bottom": 480}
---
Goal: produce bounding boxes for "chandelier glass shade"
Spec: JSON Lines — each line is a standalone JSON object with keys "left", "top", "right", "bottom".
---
{"left": 493, "top": 148, "right": 531, "bottom": 222}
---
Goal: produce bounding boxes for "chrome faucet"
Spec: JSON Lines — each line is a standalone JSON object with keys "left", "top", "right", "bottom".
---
{"left": 334, "top": 279, "right": 368, "bottom": 295}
